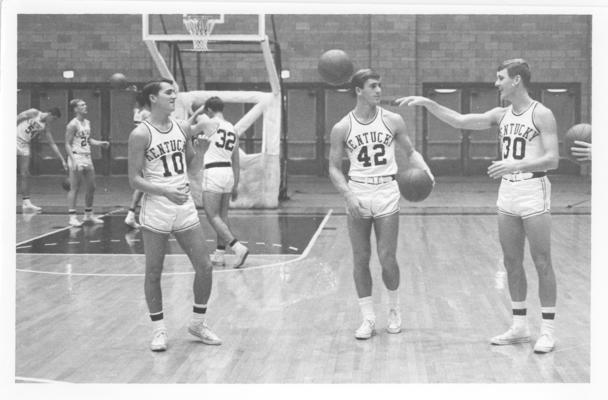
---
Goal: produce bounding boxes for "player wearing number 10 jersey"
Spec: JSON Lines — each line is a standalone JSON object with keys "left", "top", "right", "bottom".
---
{"left": 329, "top": 69, "right": 433, "bottom": 340}
{"left": 129, "top": 79, "right": 222, "bottom": 352}
{"left": 396, "top": 59, "right": 560, "bottom": 354}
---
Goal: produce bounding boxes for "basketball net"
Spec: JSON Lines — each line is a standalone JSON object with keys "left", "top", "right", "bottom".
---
{"left": 182, "top": 14, "right": 221, "bottom": 52}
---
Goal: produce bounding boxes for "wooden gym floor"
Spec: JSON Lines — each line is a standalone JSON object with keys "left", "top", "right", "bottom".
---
{"left": 14, "top": 212, "right": 590, "bottom": 383}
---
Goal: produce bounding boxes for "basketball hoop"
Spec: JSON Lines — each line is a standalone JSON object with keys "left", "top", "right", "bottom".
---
{"left": 182, "top": 14, "right": 224, "bottom": 52}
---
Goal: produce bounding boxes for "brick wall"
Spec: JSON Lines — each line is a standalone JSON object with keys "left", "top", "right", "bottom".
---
{"left": 17, "top": 13, "right": 591, "bottom": 141}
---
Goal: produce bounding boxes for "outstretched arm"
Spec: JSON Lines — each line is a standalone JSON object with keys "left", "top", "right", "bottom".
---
{"left": 396, "top": 96, "right": 504, "bottom": 131}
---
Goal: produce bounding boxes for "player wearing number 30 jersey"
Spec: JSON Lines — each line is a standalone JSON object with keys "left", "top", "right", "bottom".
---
{"left": 396, "top": 59, "right": 560, "bottom": 354}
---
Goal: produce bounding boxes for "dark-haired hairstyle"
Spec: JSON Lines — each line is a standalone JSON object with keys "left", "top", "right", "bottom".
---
{"left": 69, "top": 98, "right": 84, "bottom": 112}
{"left": 48, "top": 107, "right": 61, "bottom": 118}
{"left": 350, "top": 68, "right": 381, "bottom": 91}
{"left": 204, "top": 96, "right": 224, "bottom": 113}
{"left": 498, "top": 58, "right": 531, "bottom": 88}
{"left": 140, "top": 78, "right": 174, "bottom": 108}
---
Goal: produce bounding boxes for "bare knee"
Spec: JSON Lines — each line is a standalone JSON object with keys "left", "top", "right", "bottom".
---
{"left": 531, "top": 252, "right": 553, "bottom": 274}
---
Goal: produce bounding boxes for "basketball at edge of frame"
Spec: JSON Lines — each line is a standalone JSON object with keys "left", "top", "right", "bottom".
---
{"left": 109, "top": 72, "right": 129, "bottom": 89}
{"left": 397, "top": 168, "right": 434, "bottom": 202}
{"left": 317, "top": 49, "right": 354, "bottom": 86}
{"left": 61, "top": 176, "right": 71, "bottom": 192}
{"left": 564, "top": 123, "right": 591, "bottom": 162}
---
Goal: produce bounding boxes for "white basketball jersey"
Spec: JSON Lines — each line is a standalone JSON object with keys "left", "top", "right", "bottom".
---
{"left": 17, "top": 113, "right": 46, "bottom": 144}
{"left": 203, "top": 118, "right": 237, "bottom": 165}
{"left": 70, "top": 118, "right": 91, "bottom": 155}
{"left": 142, "top": 118, "right": 189, "bottom": 188}
{"left": 498, "top": 101, "right": 545, "bottom": 169}
{"left": 345, "top": 107, "right": 397, "bottom": 178}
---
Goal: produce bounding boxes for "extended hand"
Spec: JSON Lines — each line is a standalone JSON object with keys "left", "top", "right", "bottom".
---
{"left": 101, "top": 141, "right": 111, "bottom": 149}
{"left": 487, "top": 160, "right": 518, "bottom": 179}
{"left": 395, "top": 96, "right": 430, "bottom": 108}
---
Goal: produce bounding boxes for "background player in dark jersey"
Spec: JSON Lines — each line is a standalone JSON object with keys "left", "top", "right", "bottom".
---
{"left": 397, "top": 59, "right": 560, "bottom": 353}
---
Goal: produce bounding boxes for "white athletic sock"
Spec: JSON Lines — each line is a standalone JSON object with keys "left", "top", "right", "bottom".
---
{"left": 358, "top": 296, "right": 375, "bottom": 322}
{"left": 192, "top": 303, "right": 207, "bottom": 324}
{"left": 387, "top": 288, "right": 400, "bottom": 311}
{"left": 540, "top": 306, "right": 556, "bottom": 335}
{"left": 152, "top": 319, "right": 166, "bottom": 332}
{"left": 126, "top": 210, "right": 135, "bottom": 219}
{"left": 511, "top": 301, "right": 527, "bottom": 329}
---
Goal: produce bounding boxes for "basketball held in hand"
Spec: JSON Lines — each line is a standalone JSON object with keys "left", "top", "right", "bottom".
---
{"left": 397, "top": 168, "right": 433, "bottom": 202}
{"left": 317, "top": 49, "right": 354, "bottom": 86}
{"left": 564, "top": 123, "right": 591, "bottom": 162}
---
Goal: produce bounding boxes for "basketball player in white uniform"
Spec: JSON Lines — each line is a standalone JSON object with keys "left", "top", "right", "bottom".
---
{"left": 65, "top": 99, "right": 110, "bottom": 227}
{"left": 329, "top": 69, "right": 434, "bottom": 340}
{"left": 397, "top": 59, "right": 560, "bottom": 353}
{"left": 192, "top": 96, "right": 249, "bottom": 269}
{"left": 128, "top": 79, "right": 221, "bottom": 352}
{"left": 17, "top": 107, "right": 67, "bottom": 212}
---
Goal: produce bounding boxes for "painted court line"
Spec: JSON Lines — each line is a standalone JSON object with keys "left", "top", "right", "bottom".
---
{"left": 16, "top": 209, "right": 121, "bottom": 247}
{"left": 16, "top": 210, "right": 333, "bottom": 276}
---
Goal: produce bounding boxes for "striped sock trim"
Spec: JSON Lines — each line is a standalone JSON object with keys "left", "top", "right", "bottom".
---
{"left": 69, "top": 209, "right": 77, "bottom": 215}
{"left": 217, "top": 245, "right": 226, "bottom": 251}
{"left": 149, "top": 311, "right": 164, "bottom": 321}
{"left": 193, "top": 305, "right": 207, "bottom": 314}
{"left": 22, "top": 196, "right": 30, "bottom": 200}
{"left": 229, "top": 239, "right": 238, "bottom": 247}
{"left": 541, "top": 306, "right": 556, "bottom": 320}
{"left": 512, "top": 308, "right": 527, "bottom": 316}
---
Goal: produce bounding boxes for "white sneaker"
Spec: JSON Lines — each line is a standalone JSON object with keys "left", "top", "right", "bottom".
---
{"left": 84, "top": 214, "right": 104, "bottom": 224}
{"left": 188, "top": 321, "right": 222, "bottom": 345}
{"left": 355, "top": 319, "right": 376, "bottom": 340}
{"left": 490, "top": 325, "right": 531, "bottom": 345}
{"left": 210, "top": 250, "right": 226, "bottom": 267}
{"left": 534, "top": 332, "right": 555, "bottom": 354}
{"left": 232, "top": 242, "right": 249, "bottom": 269}
{"left": 150, "top": 329, "right": 168, "bottom": 352}
{"left": 69, "top": 216, "right": 83, "bottom": 227}
{"left": 124, "top": 212, "right": 140, "bottom": 229}
{"left": 386, "top": 308, "right": 402, "bottom": 334}
{"left": 22, "top": 203, "right": 42, "bottom": 213}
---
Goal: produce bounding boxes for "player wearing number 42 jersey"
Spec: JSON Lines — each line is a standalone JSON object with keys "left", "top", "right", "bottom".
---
{"left": 329, "top": 69, "right": 434, "bottom": 340}
{"left": 397, "top": 59, "right": 560, "bottom": 354}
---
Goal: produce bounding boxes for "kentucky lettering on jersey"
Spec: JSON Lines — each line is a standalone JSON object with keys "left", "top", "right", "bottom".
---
{"left": 498, "top": 101, "right": 544, "bottom": 164}
{"left": 145, "top": 139, "right": 185, "bottom": 162}
{"left": 346, "top": 130, "right": 393, "bottom": 151}
{"left": 70, "top": 119, "right": 92, "bottom": 155}
{"left": 346, "top": 107, "right": 397, "bottom": 178}
{"left": 142, "top": 118, "right": 189, "bottom": 188}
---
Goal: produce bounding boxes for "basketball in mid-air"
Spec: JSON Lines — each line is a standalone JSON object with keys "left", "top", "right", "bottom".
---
{"left": 564, "top": 123, "right": 591, "bottom": 161}
{"left": 317, "top": 49, "right": 354, "bottom": 86}
{"left": 109, "top": 72, "right": 128, "bottom": 89}
{"left": 397, "top": 168, "right": 434, "bottom": 202}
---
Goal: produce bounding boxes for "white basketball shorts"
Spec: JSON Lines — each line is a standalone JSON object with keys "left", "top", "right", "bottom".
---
{"left": 347, "top": 179, "right": 400, "bottom": 219}
{"left": 140, "top": 193, "right": 200, "bottom": 234}
{"left": 497, "top": 176, "right": 551, "bottom": 219}
{"left": 202, "top": 167, "right": 234, "bottom": 194}
{"left": 69, "top": 153, "right": 94, "bottom": 171}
